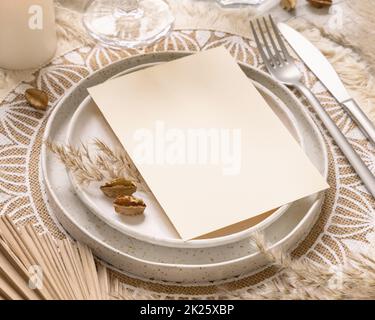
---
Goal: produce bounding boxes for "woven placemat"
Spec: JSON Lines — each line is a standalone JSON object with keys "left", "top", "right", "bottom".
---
{"left": 0, "top": 30, "right": 374, "bottom": 298}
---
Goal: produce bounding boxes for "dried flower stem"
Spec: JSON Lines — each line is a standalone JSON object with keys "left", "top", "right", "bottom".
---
{"left": 45, "top": 139, "right": 148, "bottom": 192}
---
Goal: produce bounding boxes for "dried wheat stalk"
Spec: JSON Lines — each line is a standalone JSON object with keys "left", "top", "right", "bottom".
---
{"left": 45, "top": 139, "right": 147, "bottom": 192}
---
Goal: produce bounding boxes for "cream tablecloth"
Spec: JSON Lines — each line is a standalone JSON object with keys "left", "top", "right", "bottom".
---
{"left": 0, "top": 0, "right": 374, "bottom": 299}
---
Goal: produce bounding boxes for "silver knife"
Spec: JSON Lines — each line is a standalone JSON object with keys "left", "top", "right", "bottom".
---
{"left": 278, "top": 23, "right": 375, "bottom": 145}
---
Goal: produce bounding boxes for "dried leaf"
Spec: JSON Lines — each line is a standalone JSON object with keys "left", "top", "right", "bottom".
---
{"left": 113, "top": 196, "right": 146, "bottom": 216}
{"left": 100, "top": 178, "right": 137, "bottom": 198}
{"left": 281, "top": 0, "right": 297, "bottom": 10}
{"left": 25, "top": 88, "right": 49, "bottom": 110}
{"left": 308, "top": 0, "right": 332, "bottom": 8}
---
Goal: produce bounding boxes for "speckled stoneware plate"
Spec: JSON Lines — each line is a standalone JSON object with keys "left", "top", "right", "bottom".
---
{"left": 41, "top": 52, "right": 328, "bottom": 283}
{"left": 65, "top": 63, "right": 303, "bottom": 248}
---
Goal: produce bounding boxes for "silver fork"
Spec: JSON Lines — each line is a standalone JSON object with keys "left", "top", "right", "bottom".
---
{"left": 250, "top": 15, "right": 375, "bottom": 197}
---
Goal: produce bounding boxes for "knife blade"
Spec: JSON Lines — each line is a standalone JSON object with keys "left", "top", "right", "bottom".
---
{"left": 278, "top": 22, "right": 375, "bottom": 145}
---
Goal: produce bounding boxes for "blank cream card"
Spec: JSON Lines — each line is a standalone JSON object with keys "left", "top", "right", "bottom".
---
{"left": 88, "top": 47, "right": 329, "bottom": 240}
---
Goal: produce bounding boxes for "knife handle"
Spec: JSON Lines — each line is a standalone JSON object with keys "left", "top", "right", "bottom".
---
{"left": 295, "top": 84, "right": 375, "bottom": 198}
{"left": 342, "top": 98, "right": 375, "bottom": 145}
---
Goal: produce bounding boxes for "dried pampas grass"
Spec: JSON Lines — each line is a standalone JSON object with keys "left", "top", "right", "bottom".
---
{"left": 45, "top": 139, "right": 146, "bottom": 191}
{"left": 223, "top": 233, "right": 375, "bottom": 300}
{"left": 55, "top": 0, "right": 95, "bottom": 47}
{"left": 331, "top": 0, "right": 375, "bottom": 73}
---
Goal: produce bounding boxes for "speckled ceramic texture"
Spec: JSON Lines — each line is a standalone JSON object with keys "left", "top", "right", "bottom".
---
{"left": 41, "top": 52, "right": 328, "bottom": 284}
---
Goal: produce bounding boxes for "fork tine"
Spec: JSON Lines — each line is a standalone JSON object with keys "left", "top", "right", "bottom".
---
{"left": 262, "top": 17, "right": 283, "bottom": 65}
{"left": 269, "top": 15, "right": 292, "bottom": 61}
{"left": 250, "top": 20, "right": 272, "bottom": 68}
{"left": 256, "top": 19, "right": 276, "bottom": 66}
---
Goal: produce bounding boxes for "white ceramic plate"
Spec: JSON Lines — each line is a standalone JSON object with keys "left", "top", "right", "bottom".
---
{"left": 65, "top": 65, "right": 303, "bottom": 248}
{"left": 42, "top": 52, "right": 328, "bottom": 283}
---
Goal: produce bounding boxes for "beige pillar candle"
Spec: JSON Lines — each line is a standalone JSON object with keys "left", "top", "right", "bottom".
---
{"left": 0, "top": 0, "right": 57, "bottom": 70}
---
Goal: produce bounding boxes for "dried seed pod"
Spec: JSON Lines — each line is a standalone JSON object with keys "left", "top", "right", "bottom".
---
{"left": 308, "top": 0, "right": 332, "bottom": 8}
{"left": 25, "top": 88, "right": 49, "bottom": 110}
{"left": 281, "top": 0, "right": 297, "bottom": 11}
{"left": 113, "top": 195, "right": 146, "bottom": 216}
{"left": 100, "top": 178, "right": 137, "bottom": 198}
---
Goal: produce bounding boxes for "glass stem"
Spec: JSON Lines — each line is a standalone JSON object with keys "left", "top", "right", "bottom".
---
{"left": 115, "top": 0, "right": 139, "bottom": 12}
